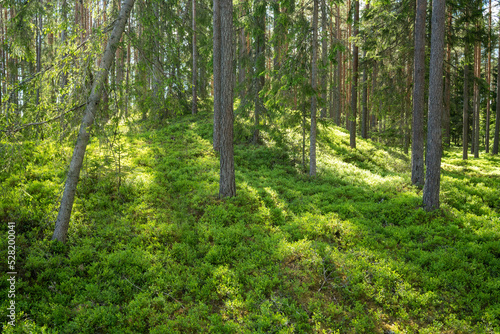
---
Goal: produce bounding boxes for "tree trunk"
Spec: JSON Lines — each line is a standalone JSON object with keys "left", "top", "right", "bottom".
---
{"left": 253, "top": 0, "right": 265, "bottom": 144}
{"left": 412, "top": 0, "right": 427, "bottom": 186}
{"left": 192, "top": 0, "right": 197, "bottom": 115}
{"left": 238, "top": 4, "right": 246, "bottom": 101}
{"left": 218, "top": 0, "right": 236, "bottom": 198}
{"left": 473, "top": 39, "right": 481, "bottom": 158}
{"left": 442, "top": 8, "right": 451, "bottom": 147}
{"left": 361, "top": 50, "right": 368, "bottom": 139}
{"left": 335, "top": 3, "right": 341, "bottom": 125}
{"left": 486, "top": 0, "right": 492, "bottom": 152}
{"left": 423, "top": 0, "right": 445, "bottom": 211}
{"left": 463, "top": 25, "right": 469, "bottom": 160}
{"left": 350, "top": 0, "right": 359, "bottom": 149}
{"left": 320, "top": 0, "right": 327, "bottom": 118}
{"left": 52, "top": 0, "right": 136, "bottom": 243}
{"left": 310, "top": 0, "right": 319, "bottom": 176}
{"left": 213, "top": 0, "right": 221, "bottom": 151}
{"left": 493, "top": 49, "right": 500, "bottom": 154}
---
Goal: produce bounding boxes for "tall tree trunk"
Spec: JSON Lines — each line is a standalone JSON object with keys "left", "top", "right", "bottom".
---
{"left": 493, "top": 41, "right": 500, "bottom": 154}
{"left": 213, "top": 0, "right": 221, "bottom": 151}
{"left": 423, "top": 0, "right": 445, "bottom": 211}
{"left": 310, "top": 0, "right": 318, "bottom": 176}
{"left": 473, "top": 39, "right": 481, "bottom": 158}
{"left": 273, "top": 1, "right": 281, "bottom": 80}
{"left": 239, "top": 4, "right": 246, "bottom": 101}
{"left": 361, "top": 49, "right": 368, "bottom": 139}
{"left": 443, "top": 8, "right": 451, "bottom": 146}
{"left": 412, "top": 0, "right": 427, "bottom": 186}
{"left": 350, "top": 0, "right": 359, "bottom": 149}
{"left": 463, "top": 25, "right": 469, "bottom": 160}
{"left": 335, "top": 3, "right": 341, "bottom": 125}
{"left": 486, "top": 0, "right": 492, "bottom": 152}
{"left": 218, "top": 0, "right": 236, "bottom": 198}
{"left": 52, "top": 0, "right": 136, "bottom": 243}
{"left": 320, "top": 0, "right": 327, "bottom": 118}
{"left": 253, "top": 0, "right": 265, "bottom": 144}
{"left": 192, "top": 0, "right": 198, "bottom": 115}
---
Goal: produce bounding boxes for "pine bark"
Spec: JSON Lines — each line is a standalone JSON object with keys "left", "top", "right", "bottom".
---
{"left": 423, "top": 0, "right": 445, "bottom": 211}
{"left": 238, "top": 4, "right": 246, "bottom": 101}
{"left": 335, "top": 3, "right": 341, "bottom": 126}
{"left": 310, "top": 0, "right": 318, "bottom": 176}
{"left": 213, "top": 0, "right": 221, "bottom": 151}
{"left": 473, "top": 40, "right": 481, "bottom": 158}
{"left": 443, "top": 9, "right": 451, "bottom": 147}
{"left": 253, "top": 0, "right": 265, "bottom": 144}
{"left": 350, "top": 0, "right": 359, "bottom": 149}
{"left": 361, "top": 49, "right": 368, "bottom": 139}
{"left": 52, "top": 0, "right": 136, "bottom": 243}
{"left": 493, "top": 21, "right": 500, "bottom": 155}
{"left": 218, "top": 0, "right": 236, "bottom": 198}
{"left": 411, "top": 0, "right": 426, "bottom": 187}
{"left": 463, "top": 31, "right": 469, "bottom": 160}
{"left": 320, "top": 0, "right": 327, "bottom": 118}
{"left": 486, "top": 0, "right": 492, "bottom": 152}
{"left": 192, "top": 0, "right": 198, "bottom": 115}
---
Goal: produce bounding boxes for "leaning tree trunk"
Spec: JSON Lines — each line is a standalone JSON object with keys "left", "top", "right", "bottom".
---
{"left": 412, "top": 0, "right": 426, "bottom": 186}
{"left": 423, "top": 0, "right": 445, "bottom": 211}
{"left": 310, "top": 0, "right": 318, "bottom": 176}
{"left": 52, "top": 0, "right": 136, "bottom": 243}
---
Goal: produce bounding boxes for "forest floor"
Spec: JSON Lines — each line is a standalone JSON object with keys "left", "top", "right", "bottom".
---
{"left": 1, "top": 111, "right": 500, "bottom": 333}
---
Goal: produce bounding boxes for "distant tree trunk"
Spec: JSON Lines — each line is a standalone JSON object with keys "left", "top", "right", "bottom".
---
{"left": 320, "top": 0, "right": 327, "bottom": 118}
{"left": 463, "top": 26, "right": 469, "bottom": 160}
{"left": 350, "top": 0, "right": 359, "bottom": 149}
{"left": 443, "top": 8, "right": 451, "bottom": 147}
{"left": 310, "top": 0, "right": 318, "bottom": 176}
{"left": 52, "top": 0, "right": 136, "bottom": 243}
{"left": 361, "top": 50, "right": 368, "bottom": 139}
{"left": 253, "top": 0, "right": 265, "bottom": 144}
{"left": 371, "top": 61, "right": 378, "bottom": 134}
{"left": 493, "top": 21, "right": 500, "bottom": 155}
{"left": 473, "top": 39, "right": 480, "bottom": 158}
{"left": 192, "top": 0, "right": 198, "bottom": 115}
{"left": 336, "top": 4, "right": 342, "bottom": 125}
{"left": 238, "top": 4, "right": 246, "bottom": 101}
{"left": 361, "top": 3, "right": 370, "bottom": 139}
{"left": 486, "top": 0, "right": 492, "bottom": 152}
{"left": 36, "top": 11, "right": 42, "bottom": 107}
{"left": 423, "top": 0, "right": 445, "bottom": 211}
{"left": 213, "top": 0, "right": 221, "bottom": 151}
{"left": 218, "top": 0, "right": 236, "bottom": 198}
{"left": 273, "top": 1, "right": 281, "bottom": 79}
{"left": 412, "top": 0, "right": 427, "bottom": 187}
{"left": 335, "top": 3, "right": 341, "bottom": 125}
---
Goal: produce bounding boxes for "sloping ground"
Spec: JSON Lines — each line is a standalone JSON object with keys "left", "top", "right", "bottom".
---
{"left": 1, "top": 112, "right": 499, "bottom": 333}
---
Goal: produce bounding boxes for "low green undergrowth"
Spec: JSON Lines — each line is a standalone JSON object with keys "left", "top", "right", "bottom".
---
{"left": 1, "top": 112, "right": 499, "bottom": 333}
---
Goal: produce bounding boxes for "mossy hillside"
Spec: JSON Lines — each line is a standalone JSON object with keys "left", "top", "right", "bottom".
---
{"left": 0, "top": 112, "right": 499, "bottom": 333}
